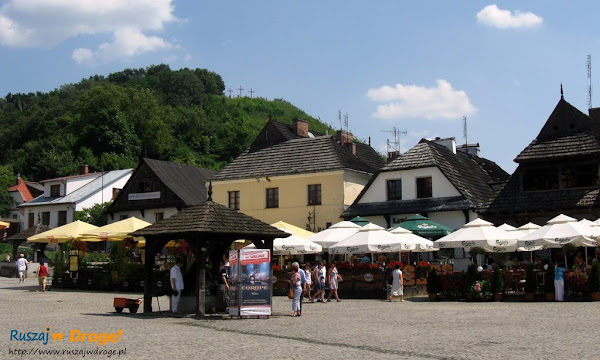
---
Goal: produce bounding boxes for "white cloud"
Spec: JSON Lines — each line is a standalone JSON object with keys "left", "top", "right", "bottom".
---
{"left": 476, "top": 5, "right": 543, "bottom": 29}
{"left": 0, "top": 0, "right": 177, "bottom": 62}
{"left": 367, "top": 80, "right": 477, "bottom": 120}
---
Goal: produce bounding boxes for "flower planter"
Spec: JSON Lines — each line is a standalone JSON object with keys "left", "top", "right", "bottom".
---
{"left": 524, "top": 293, "right": 535, "bottom": 302}
{"left": 591, "top": 292, "right": 600, "bottom": 301}
{"left": 428, "top": 293, "right": 438, "bottom": 302}
{"left": 493, "top": 293, "right": 503, "bottom": 302}
{"left": 545, "top": 292, "right": 555, "bottom": 302}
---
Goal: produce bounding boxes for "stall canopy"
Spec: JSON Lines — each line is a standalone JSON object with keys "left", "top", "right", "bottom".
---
{"left": 388, "top": 226, "right": 437, "bottom": 252}
{"left": 0, "top": 220, "right": 10, "bottom": 229}
{"left": 27, "top": 221, "right": 98, "bottom": 244}
{"left": 329, "top": 223, "right": 406, "bottom": 254}
{"left": 519, "top": 214, "right": 600, "bottom": 249}
{"left": 389, "top": 214, "right": 453, "bottom": 239}
{"left": 308, "top": 221, "right": 361, "bottom": 250}
{"left": 270, "top": 221, "right": 314, "bottom": 239}
{"left": 246, "top": 232, "right": 322, "bottom": 255}
{"left": 79, "top": 217, "right": 151, "bottom": 242}
{"left": 349, "top": 216, "right": 370, "bottom": 227}
{"left": 434, "top": 218, "right": 517, "bottom": 252}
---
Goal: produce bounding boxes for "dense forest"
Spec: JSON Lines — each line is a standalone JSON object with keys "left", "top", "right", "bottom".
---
{"left": 0, "top": 64, "right": 337, "bottom": 214}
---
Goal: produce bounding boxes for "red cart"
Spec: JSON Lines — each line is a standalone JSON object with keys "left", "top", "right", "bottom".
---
{"left": 113, "top": 297, "right": 142, "bottom": 313}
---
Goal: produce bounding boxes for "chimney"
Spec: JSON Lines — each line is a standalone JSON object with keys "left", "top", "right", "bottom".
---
{"left": 292, "top": 118, "right": 309, "bottom": 137}
{"left": 431, "top": 137, "right": 456, "bottom": 154}
{"left": 16, "top": 173, "right": 21, "bottom": 186}
{"left": 337, "top": 130, "right": 354, "bottom": 146}
{"left": 387, "top": 151, "right": 400, "bottom": 163}
{"left": 457, "top": 143, "right": 481, "bottom": 157}
{"left": 80, "top": 164, "right": 89, "bottom": 175}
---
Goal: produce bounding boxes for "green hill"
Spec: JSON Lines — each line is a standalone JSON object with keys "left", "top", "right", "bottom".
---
{"left": 0, "top": 64, "right": 335, "bottom": 183}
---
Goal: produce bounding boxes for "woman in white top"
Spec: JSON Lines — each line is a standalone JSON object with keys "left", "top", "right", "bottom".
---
{"left": 303, "top": 263, "right": 313, "bottom": 302}
{"left": 389, "top": 264, "right": 404, "bottom": 302}
{"left": 326, "top": 263, "right": 343, "bottom": 302}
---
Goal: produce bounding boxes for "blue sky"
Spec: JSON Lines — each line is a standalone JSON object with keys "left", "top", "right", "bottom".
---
{"left": 1, "top": 1, "right": 598, "bottom": 173}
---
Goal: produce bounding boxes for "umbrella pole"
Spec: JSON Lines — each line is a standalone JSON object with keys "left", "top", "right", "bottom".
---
{"left": 564, "top": 246, "right": 568, "bottom": 268}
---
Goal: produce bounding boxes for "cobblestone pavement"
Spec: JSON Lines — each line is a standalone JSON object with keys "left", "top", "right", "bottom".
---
{"left": 1, "top": 277, "right": 598, "bottom": 359}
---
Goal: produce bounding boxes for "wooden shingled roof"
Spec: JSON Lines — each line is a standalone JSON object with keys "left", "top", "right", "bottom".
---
{"left": 7, "top": 224, "right": 50, "bottom": 241}
{"left": 381, "top": 139, "right": 508, "bottom": 208}
{"left": 132, "top": 200, "right": 289, "bottom": 241}
{"left": 213, "top": 135, "right": 384, "bottom": 181}
{"left": 144, "top": 158, "right": 217, "bottom": 206}
{"left": 515, "top": 97, "right": 600, "bottom": 163}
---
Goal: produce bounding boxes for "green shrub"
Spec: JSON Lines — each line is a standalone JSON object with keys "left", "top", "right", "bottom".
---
{"left": 464, "top": 263, "right": 479, "bottom": 293}
{"left": 544, "top": 263, "right": 555, "bottom": 293}
{"left": 427, "top": 268, "right": 442, "bottom": 294}
{"left": 490, "top": 264, "right": 505, "bottom": 293}
{"left": 588, "top": 262, "right": 600, "bottom": 293}
{"left": 525, "top": 263, "right": 536, "bottom": 293}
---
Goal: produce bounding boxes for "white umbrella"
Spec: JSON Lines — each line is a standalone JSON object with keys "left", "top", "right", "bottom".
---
{"left": 434, "top": 218, "right": 517, "bottom": 252}
{"left": 511, "top": 222, "right": 543, "bottom": 252}
{"left": 497, "top": 223, "right": 517, "bottom": 232}
{"left": 308, "top": 221, "right": 361, "bottom": 250}
{"left": 389, "top": 227, "right": 437, "bottom": 252}
{"left": 246, "top": 232, "right": 322, "bottom": 255}
{"left": 519, "top": 214, "right": 600, "bottom": 264}
{"left": 329, "top": 223, "right": 404, "bottom": 254}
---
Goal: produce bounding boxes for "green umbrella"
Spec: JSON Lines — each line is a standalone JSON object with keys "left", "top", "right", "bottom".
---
{"left": 389, "top": 214, "right": 453, "bottom": 239}
{"left": 350, "top": 216, "right": 370, "bottom": 227}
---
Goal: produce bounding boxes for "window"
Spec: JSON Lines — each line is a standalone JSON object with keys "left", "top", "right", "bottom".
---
{"left": 228, "top": 191, "right": 240, "bottom": 210}
{"left": 155, "top": 212, "right": 164, "bottom": 222}
{"left": 28, "top": 213, "right": 34, "bottom": 228}
{"left": 41, "top": 212, "right": 50, "bottom": 226}
{"left": 119, "top": 215, "right": 129, "bottom": 221}
{"left": 58, "top": 211, "right": 67, "bottom": 226}
{"left": 308, "top": 184, "right": 321, "bottom": 205}
{"left": 266, "top": 188, "right": 279, "bottom": 208}
{"left": 50, "top": 184, "right": 60, "bottom": 197}
{"left": 112, "top": 188, "right": 121, "bottom": 200}
{"left": 416, "top": 177, "right": 433, "bottom": 198}
{"left": 386, "top": 179, "right": 402, "bottom": 201}
{"left": 561, "top": 164, "right": 597, "bottom": 188}
{"left": 138, "top": 181, "right": 152, "bottom": 193}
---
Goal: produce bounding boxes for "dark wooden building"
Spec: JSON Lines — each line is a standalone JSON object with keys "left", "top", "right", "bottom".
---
{"left": 484, "top": 94, "right": 600, "bottom": 225}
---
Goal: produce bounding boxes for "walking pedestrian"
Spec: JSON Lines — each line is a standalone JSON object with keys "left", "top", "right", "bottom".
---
{"left": 16, "top": 254, "right": 30, "bottom": 283}
{"left": 37, "top": 262, "right": 48, "bottom": 292}
{"left": 289, "top": 262, "right": 302, "bottom": 317}
{"left": 313, "top": 262, "right": 326, "bottom": 303}
{"left": 303, "top": 263, "right": 313, "bottom": 302}
{"left": 389, "top": 264, "right": 404, "bottom": 302}
{"left": 326, "top": 263, "right": 343, "bottom": 302}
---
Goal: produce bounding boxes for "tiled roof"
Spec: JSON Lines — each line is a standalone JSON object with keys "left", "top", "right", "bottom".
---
{"left": 7, "top": 179, "right": 38, "bottom": 203}
{"left": 41, "top": 172, "right": 103, "bottom": 183}
{"left": 515, "top": 98, "right": 600, "bottom": 162}
{"left": 342, "top": 196, "right": 470, "bottom": 218}
{"left": 132, "top": 200, "right": 288, "bottom": 241}
{"left": 213, "top": 135, "right": 384, "bottom": 181}
{"left": 144, "top": 159, "right": 217, "bottom": 206}
{"left": 380, "top": 139, "right": 508, "bottom": 208}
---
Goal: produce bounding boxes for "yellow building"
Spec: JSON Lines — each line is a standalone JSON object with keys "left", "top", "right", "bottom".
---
{"left": 211, "top": 119, "right": 384, "bottom": 231}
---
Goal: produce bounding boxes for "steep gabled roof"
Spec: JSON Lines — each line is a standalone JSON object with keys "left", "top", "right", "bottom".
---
{"left": 378, "top": 139, "right": 508, "bottom": 208}
{"left": 8, "top": 178, "right": 41, "bottom": 203}
{"left": 213, "top": 135, "right": 384, "bottom": 181}
{"left": 144, "top": 158, "right": 217, "bottom": 206}
{"left": 515, "top": 98, "right": 600, "bottom": 162}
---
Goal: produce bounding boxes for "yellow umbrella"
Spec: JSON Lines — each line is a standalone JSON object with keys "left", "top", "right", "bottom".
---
{"left": 79, "top": 217, "right": 152, "bottom": 242}
{"left": 27, "top": 221, "right": 98, "bottom": 244}
{"left": 0, "top": 221, "right": 9, "bottom": 229}
{"left": 270, "top": 221, "right": 314, "bottom": 239}
{"left": 165, "top": 240, "right": 181, "bottom": 248}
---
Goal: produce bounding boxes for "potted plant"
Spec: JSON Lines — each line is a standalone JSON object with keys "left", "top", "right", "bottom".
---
{"left": 469, "top": 280, "right": 492, "bottom": 301}
{"left": 544, "top": 263, "right": 555, "bottom": 301}
{"left": 463, "top": 263, "right": 479, "bottom": 301}
{"left": 524, "top": 263, "right": 536, "bottom": 301}
{"left": 587, "top": 262, "right": 600, "bottom": 301}
{"left": 427, "top": 268, "right": 442, "bottom": 301}
{"left": 490, "top": 265, "right": 505, "bottom": 301}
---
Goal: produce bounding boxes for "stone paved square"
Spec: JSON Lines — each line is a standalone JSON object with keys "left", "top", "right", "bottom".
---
{"left": 1, "top": 277, "right": 597, "bottom": 359}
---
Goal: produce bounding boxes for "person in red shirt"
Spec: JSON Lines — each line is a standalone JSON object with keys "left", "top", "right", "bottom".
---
{"left": 37, "top": 262, "right": 48, "bottom": 292}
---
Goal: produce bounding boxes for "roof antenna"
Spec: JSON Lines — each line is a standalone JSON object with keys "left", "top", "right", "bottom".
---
{"left": 207, "top": 180, "right": 213, "bottom": 201}
{"left": 561, "top": 83, "right": 564, "bottom": 100}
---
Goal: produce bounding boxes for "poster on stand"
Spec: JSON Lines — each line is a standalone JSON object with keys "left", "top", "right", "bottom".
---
{"left": 239, "top": 248, "right": 271, "bottom": 316}
{"left": 228, "top": 250, "right": 239, "bottom": 316}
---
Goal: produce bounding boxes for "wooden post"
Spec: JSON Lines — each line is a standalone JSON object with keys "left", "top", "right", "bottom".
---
{"left": 143, "top": 243, "right": 154, "bottom": 313}
{"left": 195, "top": 240, "right": 207, "bottom": 316}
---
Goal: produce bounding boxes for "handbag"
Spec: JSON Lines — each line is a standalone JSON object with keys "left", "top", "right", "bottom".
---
{"left": 287, "top": 287, "right": 294, "bottom": 299}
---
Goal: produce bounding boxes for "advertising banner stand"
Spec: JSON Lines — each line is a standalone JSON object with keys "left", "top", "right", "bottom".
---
{"left": 229, "top": 248, "right": 272, "bottom": 318}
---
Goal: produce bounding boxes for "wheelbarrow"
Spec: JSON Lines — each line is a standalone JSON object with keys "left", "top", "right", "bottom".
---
{"left": 113, "top": 297, "right": 142, "bottom": 313}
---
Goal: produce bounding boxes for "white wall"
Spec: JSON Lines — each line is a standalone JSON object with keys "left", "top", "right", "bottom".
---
{"left": 21, "top": 203, "right": 74, "bottom": 230}
{"left": 359, "top": 167, "right": 460, "bottom": 203}
{"left": 75, "top": 176, "right": 131, "bottom": 211}
{"left": 109, "top": 207, "right": 180, "bottom": 224}
{"left": 343, "top": 170, "right": 372, "bottom": 207}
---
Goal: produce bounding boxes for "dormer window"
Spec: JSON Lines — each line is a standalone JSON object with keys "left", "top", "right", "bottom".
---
{"left": 50, "top": 184, "right": 60, "bottom": 197}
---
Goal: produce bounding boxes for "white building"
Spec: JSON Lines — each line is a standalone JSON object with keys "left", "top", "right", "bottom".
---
{"left": 7, "top": 176, "right": 43, "bottom": 221}
{"left": 18, "top": 167, "right": 132, "bottom": 230}
{"left": 342, "top": 138, "right": 508, "bottom": 230}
